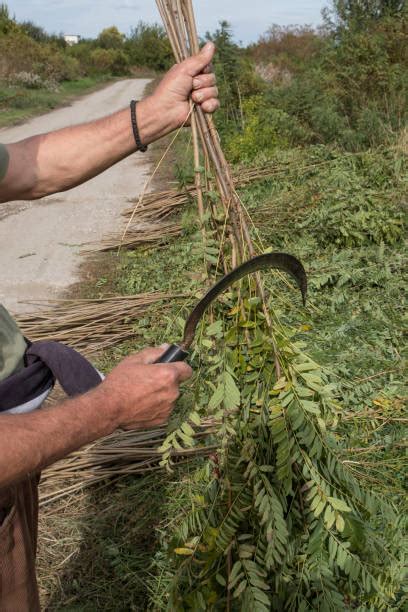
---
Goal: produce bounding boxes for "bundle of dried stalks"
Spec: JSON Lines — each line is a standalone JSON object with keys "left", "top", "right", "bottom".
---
{"left": 82, "top": 220, "right": 181, "bottom": 253}
{"left": 99, "top": 155, "right": 329, "bottom": 253}
{"left": 39, "top": 419, "right": 219, "bottom": 508}
{"left": 121, "top": 161, "right": 327, "bottom": 224}
{"left": 122, "top": 186, "right": 195, "bottom": 221}
{"left": 15, "top": 293, "right": 174, "bottom": 354}
{"left": 156, "top": 0, "right": 271, "bottom": 313}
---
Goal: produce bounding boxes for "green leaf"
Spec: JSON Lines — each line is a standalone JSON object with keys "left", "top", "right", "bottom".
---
{"left": 228, "top": 561, "right": 242, "bottom": 587}
{"left": 206, "top": 320, "right": 223, "bottom": 336}
{"left": 174, "top": 547, "right": 194, "bottom": 556}
{"left": 328, "top": 497, "right": 352, "bottom": 513}
{"left": 233, "top": 579, "right": 247, "bottom": 599}
{"left": 177, "top": 431, "right": 194, "bottom": 446}
{"left": 208, "top": 384, "right": 224, "bottom": 410}
{"left": 253, "top": 588, "right": 271, "bottom": 605}
{"left": 224, "top": 371, "right": 241, "bottom": 409}
{"left": 336, "top": 514, "right": 345, "bottom": 532}
{"left": 314, "top": 499, "right": 326, "bottom": 517}
{"left": 189, "top": 411, "right": 201, "bottom": 426}
{"left": 181, "top": 421, "right": 195, "bottom": 437}
{"left": 301, "top": 400, "right": 321, "bottom": 415}
{"left": 215, "top": 573, "right": 226, "bottom": 587}
{"left": 324, "top": 505, "right": 336, "bottom": 530}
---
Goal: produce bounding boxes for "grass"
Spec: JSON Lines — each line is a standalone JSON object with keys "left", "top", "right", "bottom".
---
{"left": 0, "top": 76, "right": 114, "bottom": 127}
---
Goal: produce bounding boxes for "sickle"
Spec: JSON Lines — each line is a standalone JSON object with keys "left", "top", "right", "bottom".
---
{"left": 155, "top": 252, "right": 307, "bottom": 363}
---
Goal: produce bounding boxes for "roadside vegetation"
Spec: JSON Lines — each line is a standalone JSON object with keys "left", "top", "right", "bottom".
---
{"left": 0, "top": 3, "right": 172, "bottom": 125}
{"left": 13, "top": 0, "right": 406, "bottom": 609}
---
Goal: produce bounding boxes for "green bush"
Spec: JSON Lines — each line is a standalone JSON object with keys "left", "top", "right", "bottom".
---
{"left": 0, "top": 31, "right": 40, "bottom": 78}
{"left": 89, "top": 48, "right": 129, "bottom": 76}
{"left": 125, "top": 21, "right": 173, "bottom": 71}
{"left": 36, "top": 49, "right": 81, "bottom": 81}
{"left": 244, "top": 11, "right": 408, "bottom": 152}
{"left": 97, "top": 26, "right": 125, "bottom": 50}
{"left": 226, "top": 95, "right": 311, "bottom": 162}
{"left": 206, "top": 21, "right": 264, "bottom": 134}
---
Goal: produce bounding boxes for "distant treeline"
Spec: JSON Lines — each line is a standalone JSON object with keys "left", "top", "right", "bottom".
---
{"left": 0, "top": 4, "right": 174, "bottom": 86}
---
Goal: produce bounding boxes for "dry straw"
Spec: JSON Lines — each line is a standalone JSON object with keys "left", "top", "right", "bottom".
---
{"left": 40, "top": 419, "right": 219, "bottom": 507}
{"left": 16, "top": 293, "right": 174, "bottom": 355}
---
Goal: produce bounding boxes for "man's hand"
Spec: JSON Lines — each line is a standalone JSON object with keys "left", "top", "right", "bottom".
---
{"left": 0, "top": 345, "right": 192, "bottom": 487}
{"left": 98, "top": 346, "right": 192, "bottom": 430}
{"left": 143, "top": 41, "right": 219, "bottom": 133}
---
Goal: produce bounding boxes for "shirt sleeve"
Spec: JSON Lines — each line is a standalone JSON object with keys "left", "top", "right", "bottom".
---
{"left": 0, "top": 143, "right": 10, "bottom": 182}
{"left": 0, "top": 304, "right": 27, "bottom": 382}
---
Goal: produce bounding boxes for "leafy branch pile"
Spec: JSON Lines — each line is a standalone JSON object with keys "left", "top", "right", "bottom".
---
{"left": 146, "top": 1, "right": 407, "bottom": 610}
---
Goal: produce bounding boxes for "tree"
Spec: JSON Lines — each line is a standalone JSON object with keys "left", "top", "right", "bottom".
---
{"left": 0, "top": 3, "right": 16, "bottom": 34}
{"left": 205, "top": 21, "right": 263, "bottom": 129}
{"left": 126, "top": 22, "right": 173, "bottom": 71}
{"left": 323, "top": 0, "right": 407, "bottom": 31}
{"left": 97, "top": 26, "right": 125, "bottom": 49}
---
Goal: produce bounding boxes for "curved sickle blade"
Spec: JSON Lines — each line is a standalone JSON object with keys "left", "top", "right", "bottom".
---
{"left": 181, "top": 252, "right": 307, "bottom": 350}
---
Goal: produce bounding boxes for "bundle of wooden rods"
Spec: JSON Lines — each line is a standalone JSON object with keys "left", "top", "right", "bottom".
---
{"left": 82, "top": 220, "right": 182, "bottom": 252}
{"left": 39, "top": 419, "right": 219, "bottom": 507}
{"left": 94, "top": 158, "right": 329, "bottom": 253}
{"left": 15, "top": 293, "right": 175, "bottom": 354}
{"left": 156, "top": 0, "right": 275, "bottom": 350}
{"left": 120, "top": 161, "right": 322, "bottom": 221}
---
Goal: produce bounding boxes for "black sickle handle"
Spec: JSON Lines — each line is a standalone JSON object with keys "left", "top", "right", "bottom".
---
{"left": 155, "top": 344, "right": 189, "bottom": 363}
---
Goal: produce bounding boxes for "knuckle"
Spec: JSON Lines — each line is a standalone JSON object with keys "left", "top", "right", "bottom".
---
{"left": 165, "top": 367, "right": 178, "bottom": 384}
{"left": 181, "top": 363, "right": 193, "bottom": 377}
{"left": 162, "top": 369, "right": 173, "bottom": 385}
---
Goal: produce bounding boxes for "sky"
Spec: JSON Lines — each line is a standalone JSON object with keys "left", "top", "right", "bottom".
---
{"left": 6, "top": 1, "right": 327, "bottom": 45}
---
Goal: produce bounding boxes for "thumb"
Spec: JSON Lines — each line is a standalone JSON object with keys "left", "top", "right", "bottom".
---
{"left": 131, "top": 345, "right": 169, "bottom": 365}
{"left": 183, "top": 41, "right": 216, "bottom": 77}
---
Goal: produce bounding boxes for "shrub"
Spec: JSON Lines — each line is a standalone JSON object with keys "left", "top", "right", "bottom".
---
{"left": 126, "top": 21, "right": 173, "bottom": 71}
{"left": 89, "top": 48, "right": 129, "bottom": 76}
{"left": 249, "top": 24, "right": 326, "bottom": 74}
{"left": 97, "top": 26, "right": 125, "bottom": 50}
{"left": 36, "top": 49, "right": 81, "bottom": 81}
{"left": 7, "top": 71, "right": 59, "bottom": 91}
{"left": 226, "top": 95, "right": 311, "bottom": 162}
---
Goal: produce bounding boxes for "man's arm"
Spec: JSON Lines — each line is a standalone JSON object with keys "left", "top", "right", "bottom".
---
{"left": 0, "top": 42, "right": 218, "bottom": 203}
{"left": 0, "top": 347, "right": 192, "bottom": 488}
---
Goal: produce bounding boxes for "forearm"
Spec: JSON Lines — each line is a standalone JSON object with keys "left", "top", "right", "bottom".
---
{"left": 0, "top": 386, "right": 118, "bottom": 488}
{"left": 0, "top": 95, "right": 175, "bottom": 202}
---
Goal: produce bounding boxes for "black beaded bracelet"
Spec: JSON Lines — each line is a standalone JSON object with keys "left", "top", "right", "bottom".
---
{"left": 130, "top": 99, "right": 147, "bottom": 152}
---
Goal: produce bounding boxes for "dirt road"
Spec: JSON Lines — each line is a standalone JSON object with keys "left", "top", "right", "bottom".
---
{"left": 0, "top": 78, "right": 152, "bottom": 313}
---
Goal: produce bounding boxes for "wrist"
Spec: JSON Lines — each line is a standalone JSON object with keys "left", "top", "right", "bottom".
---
{"left": 87, "top": 382, "right": 122, "bottom": 436}
{"left": 136, "top": 95, "right": 179, "bottom": 145}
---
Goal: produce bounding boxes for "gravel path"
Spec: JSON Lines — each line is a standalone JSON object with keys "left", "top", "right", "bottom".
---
{"left": 0, "top": 79, "right": 152, "bottom": 313}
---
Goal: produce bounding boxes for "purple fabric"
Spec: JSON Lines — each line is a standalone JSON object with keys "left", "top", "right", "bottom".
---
{"left": 0, "top": 340, "right": 101, "bottom": 412}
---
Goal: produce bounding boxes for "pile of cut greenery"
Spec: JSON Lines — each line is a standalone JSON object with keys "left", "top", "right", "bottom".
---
{"left": 142, "top": 2, "right": 407, "bottom": 611}
{"left": 145, "top": 143, "right": 406, "bottom": 611}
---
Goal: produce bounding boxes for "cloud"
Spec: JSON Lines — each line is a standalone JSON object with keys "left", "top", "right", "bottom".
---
{"left": 115, "top": 0, "right": 140, "bottom": 9}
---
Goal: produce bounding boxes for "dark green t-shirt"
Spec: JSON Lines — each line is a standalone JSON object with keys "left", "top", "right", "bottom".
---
{"left": 0, "top": 304, "right": 26, "bottom": 382}
{"left": 0, "top": 143, "right": 9, "bottom": 181}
